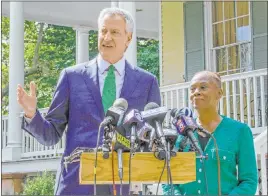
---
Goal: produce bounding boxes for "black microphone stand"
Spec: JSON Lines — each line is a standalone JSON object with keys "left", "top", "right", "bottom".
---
{"left": 102, "top": 125, "right": 113, "bottom": 159}
{"left": 166, "top": 140, "right": 174, "bottom": 196}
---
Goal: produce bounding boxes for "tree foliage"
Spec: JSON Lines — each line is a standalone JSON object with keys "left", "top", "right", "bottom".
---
{"left": 137, "top": 38, "right": 159, "bottom": 80}
{"left": 22, "top": 171, "right": 55, "bottom": 195}
{"left": 1, "top": 16, "right": 159, "bottom": 115}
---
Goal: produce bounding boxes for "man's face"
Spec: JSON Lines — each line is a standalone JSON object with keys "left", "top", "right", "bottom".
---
{"left": 190, "top": 74, "right": 222, "bottom": 110}
{"left": 98, "top": 14, "right": 132, "bottom": 63}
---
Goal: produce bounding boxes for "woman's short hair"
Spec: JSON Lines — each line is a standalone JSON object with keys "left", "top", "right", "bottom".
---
{"left": 192, "top": 71, "right": 222, "bottom": 88}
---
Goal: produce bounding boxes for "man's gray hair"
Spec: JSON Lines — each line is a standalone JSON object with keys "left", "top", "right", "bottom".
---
{"left": 98, "top": 7, "right": 134, "bottom": 33}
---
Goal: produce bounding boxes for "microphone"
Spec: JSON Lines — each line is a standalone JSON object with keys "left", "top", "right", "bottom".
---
{"left": 122, "top": 109, "right": 144, "bottom": 151}
{"left": 112, "top": 131, "right": 131, "bottom": 151}
{"left": 171, "top": 107, "right": 212, "bottom": 136}
{"left": 178, "top": 136, "right": 189, "bottom": 152}
{"left": 101, "top": 98, "right": 128, "bottom": 159}
{"left": 112, "top": 130, "right": 131, "bottom": 180}
{"left": 170, "top": 107, "right": 193, "bottom": 119}
{"left": 142, "top": 102, "right": 168, "bottom": 151}
{"left": 141, "top": 104, "right": 168, "bottom": 123}
{"left": 136, "top": 122, "right": 154, "bottom": 143}
{"left": 171, "top": 107, "right": 204, "bottom": 156}
{"left": 95, "top": 99, "right": 128, "bottom": 196}
{"left": 148, "top": 126, "right": 156, "bottom": 151}
{"left": 135, "top": 122, "right": 154, "bottom": 152}
{"left": 155, "top": 128, "right": 178, "bottom": 160}
{"left": 102, "top": 126, "right": 113, "bottom": 159}
{"left": 100, "top": 98, "right": 128, "bottom": 127}
{"left": 163, "top": 128, "right": 178, "bottom": 150}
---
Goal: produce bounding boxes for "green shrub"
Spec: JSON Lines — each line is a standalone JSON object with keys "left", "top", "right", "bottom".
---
{"left": 22, "top": 171, "right": 55, "bottom": 195}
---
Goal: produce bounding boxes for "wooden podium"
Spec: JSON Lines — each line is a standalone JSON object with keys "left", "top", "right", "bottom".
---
{"left": 79, "top": 152, "right": 196, "bottom": 185}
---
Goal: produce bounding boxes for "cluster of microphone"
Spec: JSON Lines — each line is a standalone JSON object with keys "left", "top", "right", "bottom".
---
{"left": 99, "top": 98, "right": 209, "bottom": 181}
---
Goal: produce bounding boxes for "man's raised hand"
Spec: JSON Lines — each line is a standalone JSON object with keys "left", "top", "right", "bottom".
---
{"left": 17, "top": 81, "right": 37, "bottom": 118}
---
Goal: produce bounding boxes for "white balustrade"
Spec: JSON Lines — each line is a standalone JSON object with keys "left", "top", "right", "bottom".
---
{"left": 254, "top": 129, "right": 267, "bottom": 195}
{"left": 1, "top": 116, "right": 8, "bottom": 149}
{"left": 160, "top": 68, "right": 267, "bottom": 130}
{"left": 2, "top": 109, "right": 66, "bottom": 159}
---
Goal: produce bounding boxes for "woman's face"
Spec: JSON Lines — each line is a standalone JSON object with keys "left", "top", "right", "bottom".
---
{"left": 190, "top": 73, "right": 223, "bottom": 111}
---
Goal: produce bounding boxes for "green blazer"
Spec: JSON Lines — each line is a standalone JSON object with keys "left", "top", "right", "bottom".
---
{"left": 162, "top": 116, "right": 258, "bottom": 195}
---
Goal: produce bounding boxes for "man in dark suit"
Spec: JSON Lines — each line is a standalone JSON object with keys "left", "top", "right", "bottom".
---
{"left": 17, "top": 7, "right": 161, "bottom": 195}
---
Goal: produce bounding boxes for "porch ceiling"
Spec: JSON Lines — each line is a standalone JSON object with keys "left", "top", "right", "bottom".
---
{"left": 2, "top": 1, "right": 159, "bottom": 39}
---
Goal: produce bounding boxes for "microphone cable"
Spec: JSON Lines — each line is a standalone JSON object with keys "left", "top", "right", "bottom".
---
{"left": 112, "top": 130, "right": 123, "bottom": 196}
{"left": 128, "top": 126, "right": 137, "bottom": 196}
{"left": 155, "top": 144, "right": 171, "bottom": 195}
{"left": 156, "top": 157, "right": 167, "bottom": 195}
{"left": 93, "top": 123, "right": 103, "bottom": 195}
{"left": 111, "top": 134, "right": 117, "bottom": 196}
{"left": 166, "top": 142, "right": 174, "bottom": 195}
{"left": 128, "top": 148, "right": 133, "bottom": 195}
{"left": 120, "top": 174, "right": 123, "bottom": 196}
{"left": 166, "top": 158, "right": 173, "bottom": 196}
{"left": 94, "top": 123, "right": 114, "bottom": 196}
{"left": 168, "top": 165, "right": 174, "bottom": 195}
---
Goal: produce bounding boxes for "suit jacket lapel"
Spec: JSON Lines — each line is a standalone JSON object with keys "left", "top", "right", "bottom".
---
{"left": 83, "top": 58, "right": 104, "bottom": 118}
{"left": 82, "top": 59, "right": 140, "bottom": 118}
{"left": 120, "top": 60, "right": 141, "bottom": 99}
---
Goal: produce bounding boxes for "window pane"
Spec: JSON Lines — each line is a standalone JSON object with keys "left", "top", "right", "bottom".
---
{"left": 237, "top": 16, "right": 251, "bottom": 42}
{"left": 224, "top": 1, "right": 235, "bottom": 20}
{"left": 216, "top": 48, "right": 228, "bottom": 75}
{"left": 228, "top": 45, "right": 240, "bottom": 74}
{"left": 212, "top": 1, "right": 223, "bottom": 22}
{"left": 240, "top": 43, "right": 252, "bottom": 71}
{"left": 237, "top": 16, "right": 249, "bottom": 27}
{"left": 213, "top": 23, "right": 224, "bottom": 47}
{"left": 225, "top": 19, "right": 236, "bottom": 45}
{"left": 236, "top": 1, "right": 249, "bottom": 17}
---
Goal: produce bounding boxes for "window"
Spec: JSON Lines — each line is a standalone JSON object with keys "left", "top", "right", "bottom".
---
{"left": 212, "top": 1, "right": 252, "bottom": 76}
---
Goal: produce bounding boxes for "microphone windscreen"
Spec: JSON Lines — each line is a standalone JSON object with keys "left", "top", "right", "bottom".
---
{"left": 170, "top": 108, "right": 178, "bottom": 118}
{"left": 144, "top": 102, "right": 159, "bottom": 111}
{"left": 178, "top": 107, "right": 193, "bottom": 117}
{"left": 113, "top": 98, "right": 128, "bottom": 111}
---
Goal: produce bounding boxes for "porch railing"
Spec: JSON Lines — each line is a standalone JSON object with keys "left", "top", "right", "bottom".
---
{"left": 2, "top": 115, "right": 8, "bottom": 149}
{"left": 20, "top": 108, "right": 67, "bottom": 159}
{"left": 160, "top": 68, "right": 267, "bottom": 131}
{"left": 1, "top": 108, "right": 66, "bottom": 159}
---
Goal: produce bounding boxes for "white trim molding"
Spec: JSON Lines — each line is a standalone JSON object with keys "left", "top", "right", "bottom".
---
{"left": 158, "top": 1, "right": 163, "bottom": 86}
{"left": 2, "top": 158, "right": 61, "bottom": 174}
{"left": 203, "top": 1, "right": 214, "bottom": 71}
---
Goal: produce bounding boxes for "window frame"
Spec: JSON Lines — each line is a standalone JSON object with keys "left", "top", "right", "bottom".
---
{"left": 204, "top": 1, "right": 252, "bottom": 75}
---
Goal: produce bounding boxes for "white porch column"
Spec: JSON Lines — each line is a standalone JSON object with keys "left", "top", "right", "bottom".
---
{"left": 3, "top": 2, "right": 24, "bottom": 161}
{"left": 111, "top": 1, "right": 119, "bottom": 7}
{"left": 74, "top": 27, "right": 90, "bottom": 64}
{"left": 119, "top": 2, "right": 137, "bottom": 66}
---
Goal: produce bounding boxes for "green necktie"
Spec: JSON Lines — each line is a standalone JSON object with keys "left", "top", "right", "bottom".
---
{"left": 102, "top": 65, "right": 116, "bottom": 114}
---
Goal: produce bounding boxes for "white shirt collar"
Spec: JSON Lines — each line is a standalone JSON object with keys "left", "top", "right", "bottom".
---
{"left": 97, "top": 54, "right": 125, "bottom": 76}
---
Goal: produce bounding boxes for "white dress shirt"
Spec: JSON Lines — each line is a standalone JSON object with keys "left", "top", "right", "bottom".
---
{"left": 97, "top": 54, "right": 126, "bottom": 99}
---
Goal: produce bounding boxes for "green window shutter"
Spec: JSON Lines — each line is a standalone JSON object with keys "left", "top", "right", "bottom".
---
{"left": 251, "top": 2, "right": 267, "bottom": 70}
{"left": 184, "top": 2, "right": 205, "bottom": 81}
{"left": 251, "top": 2, "right": 267, "bottom": 127}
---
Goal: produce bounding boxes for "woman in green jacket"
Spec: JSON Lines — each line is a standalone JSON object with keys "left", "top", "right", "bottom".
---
{"left": 162, "top": 71, "right": 258, "bottom": 195}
